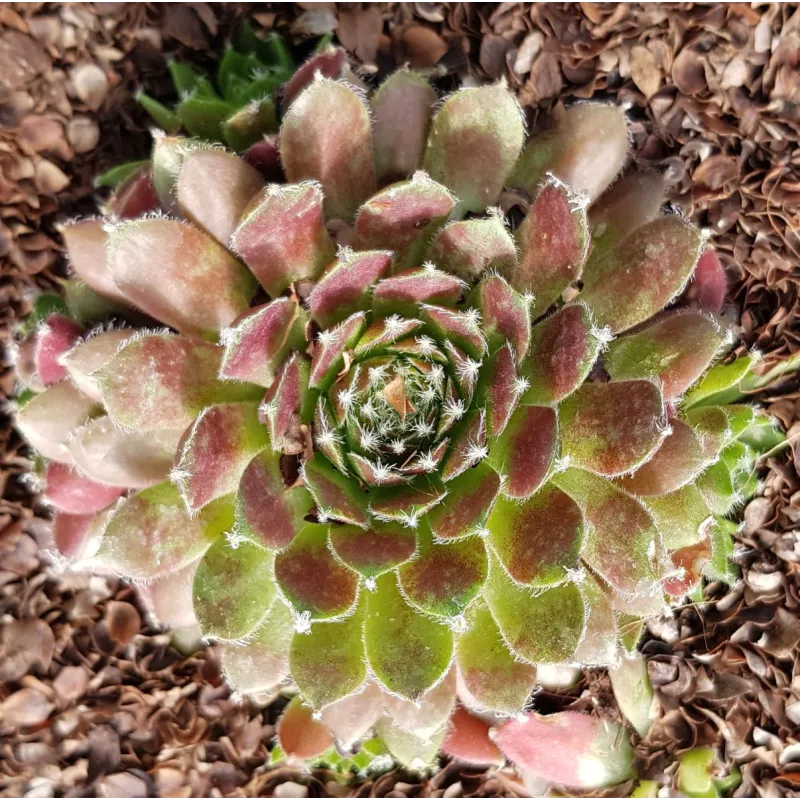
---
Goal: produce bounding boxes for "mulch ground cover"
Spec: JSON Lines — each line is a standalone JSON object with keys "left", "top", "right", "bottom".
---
{"left": 1, "top": 3, "right": 798, "bottom": 797}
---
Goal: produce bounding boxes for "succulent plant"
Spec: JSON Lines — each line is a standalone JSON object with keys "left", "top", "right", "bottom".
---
{"left": 14, "top": 53, "right": 786, "bottom": 786}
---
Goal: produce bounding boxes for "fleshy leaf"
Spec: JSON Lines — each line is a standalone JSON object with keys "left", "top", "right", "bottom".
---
{"left": 442, "top": 706, "right": 503, "bottom": 766}
{"left": 372, "top": 70, "right": 436, "bottom": 184}
{"left": 521, "top": 303, "right": 601, "bottom": 405}
{"left": 220, "top": 298, "right": 307, "bottom": 387}
{"left": 427, "top": 461, "right": 501, "bottom": 541}
{"left": 441, "top": 409, "right": 487, "bottom": 482}
{"left": 277, "top": 696, "right": 335, "bottom": 760}
{"left": 422, "top": 84, "right": 524, "bottom": 216}
{"left": 96, "top": 482, "right": 230, "bottom": 580}
{"left": 369, "top": 481, "right": 447, "bottom": 527}
{"left": 663, "top": 536, "right": 712, "bottom": 598}
{"left": 281, "top": 76, "right": 376, "bottom": 220}
{"left": 61, "top": 329, "right": 132, "bottom": 401}
{"left": 493, "top": 711, "right": 635, "bottom": 790}
{"left": 309, "top": 250, "right": 393, "bottom": 328}
{"left": 364, "top": 572, "right": 454, "bottom": 700}
{"left": 696, "top": 461, "right": 736, "bottom": 515}
{"left": 193, "top": 536, "right": 274, "bottom": 640}
{"left": 421, "top": 305, "right": 486, "bottom": 360}
{"left": 274, "top": 523, "right": 359, "bottom": 619}
{"left": 604, "top": 312, "right": 725, "bottom": 399}
{"left": 43, "top": 463, "right": 123, "bottom": 515}
{"left": 176, "top": 150, "right": 263, "bottom": 245}
{"left": 61, "top": 219, "right": 129, "bottom": 305}
{"left": 302, "top": 456, "right": 369, "bottom": 527}
{"left": 53, "top": 510, "right": 109, "bottom": 564}
{"left": 329, "top": 521, "right": 416, "bottom": 577}
{"left": 68, "top": 417, "right": 182, "bottom": 489}
{"left": 376, "top": 718, "right": 446, "bottom": 769}
{"left": 219, "top": 600, "right": 294, "bottom": 694}
{"left": 683, "top": 248, "right": 727, "bottom": 313}
{"left": 682, "top": 355, "right": 754, "bottom": 409}
{"left": 514, "top": 179, "right": 590, "bottom": 316}
{"left": 290, "top": 599, "right": 366, "bottom": 709}
{"left": 399, "top": 528, "right": 488, "bottom": 618}
{"left": 231, "top": 182, "right": 335, "bottom": 296}
{"left": 456, "top": 599, "right": 536, "bottom": 715}
{"left": 553, "top": 469, "right": 660, "bottom": 598}
{"left": 320, "top": 682, "right": 384, "bottom": 748}
{"left": 34, "top": 315, "right": 83, "bottom": 386}
{"left": 373, "top": 268, "right": 464, "bottom": 317}
{"left": 488, "top": 483, "right": 583, "bottom": 586}
{"left": 615, "top": 419, "right": 711, "bottom": 497}
{"left": 97, "top": 334, "right": 260, "bottom": 432}
{"left": 579, "top": 216, "right": 705, "bottom": 333}
{"left": 353, "top": 172, "right": 455, "bottom": 269}
{"left": 173, "top": 403, "right": 268, "bottom": 513}
{"left": 644, "top": 485, "right": 712, "bottom": 550}
{"left": 488, "top": 404, "right": 558, "bottom": 500}
{"left": 16, "top": 381, "right": 98, "bottom": 464}
{"left": 141, "top": 558, "right": 199, "bottom": 629}
{"left": 683, "top": 406, "right": 731, "bottom": 458}
{"left": 384, "top": 668, "right": 457, "bottom": 737}
{"left": 706, "top": 518, "right": 738, "bottom": 584}
{"left": 558, "top": 380, "right": 667, "bottom": 477}
{"left": 471, "top": 274, "right": 531, "bottom": 362}
{"left": 108, "top": 218, "right": 256, "bottom": 337}
{"left": 236, "top": 449, "right": 313, "bottom": 549}
{"left": 354, "top": 316, "right": 424, "bottom": 357}
{"left": 309, "top": 312, "right": 367, "bottom": 391}
{"left": 425, "top": 215, "right": 517, "bottom": 283}
{"left": 573, "top": 572, "right": 618, "bottom": 666}
{"left": 509, "top": 103, "right": 629, "bottom": 202}
{"left": 260, "top": 353, "right": 313, "bottom": 454}
{"left": 484, "top": 559, "right": 586, "bottom": 663}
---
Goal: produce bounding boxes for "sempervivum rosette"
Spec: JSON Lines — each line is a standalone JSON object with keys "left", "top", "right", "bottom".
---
{"left": 14, "top": 59, "right": 777, "bottom": 784}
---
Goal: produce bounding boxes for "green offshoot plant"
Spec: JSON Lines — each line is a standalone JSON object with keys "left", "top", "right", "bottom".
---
{"left": 13, "top": 49, "right": 789, "bottom": 789}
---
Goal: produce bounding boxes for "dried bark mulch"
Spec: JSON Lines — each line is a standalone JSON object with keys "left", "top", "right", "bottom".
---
{"left": 1, "top": 4, "right": 799, "bottom": 798}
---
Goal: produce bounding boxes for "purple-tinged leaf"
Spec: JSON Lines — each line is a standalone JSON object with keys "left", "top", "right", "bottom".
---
{"left": 558, "top": 381, "right": 667, "bottom": 477}
{"left": 372, "top": 267, "right": 464, "bottom": 316}
{"left": 309, "top": 312, "right": 367, "bottom": 391}
{"left": 399, "top": 528, "right": 488, "bottom": 617}
{"left": 488, "top": 405, "right": 557, "bottom": 500}
{"left": 484, "top": 559, "right": 586, "bottom": 663}
{"left": 281, "top": 77, "right": 375, "bottom": 220}
{"left": 573, "top": 573, "right": 618, "bottom": 667}
{"left": 683, "top": 406, "right": 730, "bottom": 458}
{"left": 218, "top": 600, "right": 294, "bottom": 694}
{"left": 605, "top": 312, "right": 725, "bottom": 400}
{"left": 43, "top": 462, "right": 123, "bottom": 515}
{"left": 96, "top": 481, "right": 231, "bottom": 580}
{"left": 509, "top": 103, "right": 630, "bottom": 203}
{"left": 193, "top": 535, "right": 275, "bottom": 640}
{"left": 443, "top": 707, "right": 503, "bottom": 767}
{"left": 681, "top": 249, "right": 727, "bottom": 313}
{"left": 53, "top": 510, "right": 109, "bottom": 564}
{"left": 369, "top": 481, "right": 447, "bottom": 528}
{"left": 108, "top": 167, "right": 160, "bottom": 220}
{"left": 320, "top": 681, "right": 384, "bottom": 747}
{"left": 312, "top": 397, "right": 349, "bottom": 473}
{"left": 34, "top": 315, "right": 84, "bottom": 386}
{"left": 61, "top": 329, "right": 132, "bottom": 401}
{"left": 329, "top": 520, "right": 416, "bottom": 577}
{"left": 278, "top": 696, "right": 335, "bottom": 760}
{"left": 425, "top": 215, "right": 517, "bottom": 283}
{"left": 97, "top": 334, "right": 261, "bottom": 431}
{"left": 580, "top": 216, "right": 705, "bottom": 334}
{"left": 372, "top": 70, "right": 436, "bottom": 184}
{"left": 553, "top": 469, "right": 661, "bottom": 597}
{"left": 61, "top": 219, "right": 129, "bottom": 305}
{"left": 231, "top": 182, "right": 335, "bottom": 297}
{"left": 644, "top": 485, "right": 712, "bottom": 550}
{"left": 482, "top": 344, "right": 520, "bottom": 438}
{"left": 68, "top": 417, "right": 182, "bottom": 489}
{"left": 303, "top": 456, "right": 369, "bottom": 527}
{"left": 260, "top": 352, "right": 313, "bottom": 455}
{"left": 177, "top": 150, "right": 263, "bottom": 245}
{"left": 347, "top": 453, "right": 409, "bottom": 487}
{"left": 108, "top": 218, "right": 256, "bottom": 337}
{"left": 220, "top": 297, "right": 307, "bottom": 387}
{"left": 364, "top": 572, "right": 454, "bottom": 700}
{"left": 173, "top": 403, "right": 269, "bottom": 513}
{"left": 470, "top": 274, "right": 531, "bottom": 362}
{"left": 663, "top": 536, "right": 712, "bottom": 599}
{"left": 423, "top": 84, "right": 524, "bottom": 216}
{"left": 441, "top": 409, "right": 487, "bottom": 482}
{"left": 487, "top": 483, "right": 583, "bottom": 586}
{"left": 428, "top": 462, "right": 501, "bottom": 541}
{"left": 275, "top": 522, "right": 359, "bottom": 619}
{"left": 16, "top": 380, "right": 98, "bottom": 464}
{"left": 421, "top": 304, "right": 486, "bottom": 360}
{"left": 456, "top": 599, "right": 536, "bottom": 715}
{"left": 493, "top": 711, "right": 635, "bottom": 790}
{"left": 243, "top": 134, "right": 283, "bottom": 181}
{"left": 514, "top": 179, "right": 590, "bottom": 316}
{"left": 236, "top": 449, "right": 313, "bottom": 549}
{"left": 354, "top": 316, "right": 424, "bottom": 357}
{"left": 140, "top": 558, "right": 199, "bottom": 629}
{"left": 309, "top": 250, "right": 393, "bottom": 328}
{"left": 521, "top": 303, "right": 601, "bottom": 406}
{"left": 290, "top": 600, "right": 366, "bottom": 709}
{"left": 283, "top": 46, "right": 347, "bottom": 108}
{"left": 354, "top": 173, "right": 454, "bottom": 268}
{"left": 615, "top": 418, "right": 710, "bottom": 496}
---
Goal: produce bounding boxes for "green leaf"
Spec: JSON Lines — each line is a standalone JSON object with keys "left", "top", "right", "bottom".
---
{"left": 168, "top": 60, "right": 204, "bottom": 97}
{"left": 94, "top": 159, "right": 151, "bottom": 188}
{"left": 683, "top": 356, "right": 754, "bottom": 409}
{"left": 644, "top": 485, "right": 712, "bottom": 550}
{"left": 706, "top": 518, "right": 738, "bottom": 584}
{"left": 177, "top": 97, "right": 235, "bottom": 141}
{"left": 136, "top": 92, "right": 181, "bottom": 134}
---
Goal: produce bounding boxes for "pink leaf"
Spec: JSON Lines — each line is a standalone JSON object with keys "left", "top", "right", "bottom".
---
{"left": 34, "top": 315, "right": 84, "bottom": 386}
{"left": 61, "top": 329, "right": 132, "bottom": 401}
{"left": 373, "top": 267, "right": 464, "bottom": 315}
{"left": 442, "top": 707, "right": 503, "bottom": 766}
{"left": 43, "top": 462, "right": 123, "bottom": 514}
{"left": 108, "top": 167, "right": 160, "bottom": 220}
{"left": 471, "top": 274, "right": 531, "bottom": 362}
{"left": 682, "top": 248, "right": 727, "bottom": 313}
{"left": 283, "top": 46, "right": 346, "bottom": 108}
{"left": 61, "top": 219, "right": 129, "bottom": 305}
{"left": 53, "top": 511, "right": 108, "bottom": 564}
{"left": 278, "top": 697, "right": 335, "bottom": 760}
